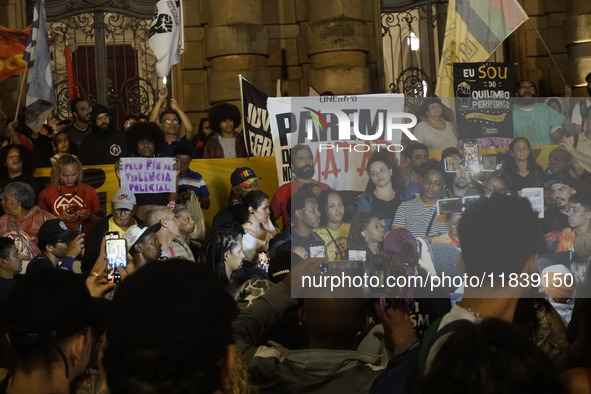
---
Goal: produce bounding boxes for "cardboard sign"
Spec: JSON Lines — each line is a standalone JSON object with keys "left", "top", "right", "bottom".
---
{"left": 120, "top": 157, "right": 176, "bottom": 194}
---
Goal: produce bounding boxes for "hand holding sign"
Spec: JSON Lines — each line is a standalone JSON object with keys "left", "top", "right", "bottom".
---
{"left": 120, "top": 157, "right": 177, "bottom": 194}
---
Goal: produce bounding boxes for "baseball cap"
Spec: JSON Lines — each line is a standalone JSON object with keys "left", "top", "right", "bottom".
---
{"left": 230, "top": 167, "right": 261, "bottom": 188}
{"left": 544, "top": 172, "right": 576, "bottom": 189}
{"left": 112, "top": 188, "right": 136, "bottom": 210}
{"left": 37, "top": 219, "right": 78, "bottom": 250}
{"left": 123, "top": 223, "right": 161, "bottom": 253}
{"left": 4, "top": 270, "right": 103, "bottom": 350}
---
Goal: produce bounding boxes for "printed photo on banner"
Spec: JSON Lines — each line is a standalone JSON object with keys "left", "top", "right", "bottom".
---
{"left": 119, "top": 157, "right": 177, "bottom": 194}
{"left": 268, "top": 94, "right": 414, "bottom": 191}
{"left": 453, "top": 62, "right": 515, "bottom": 140}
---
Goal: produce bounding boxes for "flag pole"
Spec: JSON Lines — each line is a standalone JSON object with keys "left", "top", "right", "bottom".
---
{"left": 527, "top": 19, "right": 567, "bottom": 87}
{"left": 14, "top": 67, "right": 28, "bottom": 120}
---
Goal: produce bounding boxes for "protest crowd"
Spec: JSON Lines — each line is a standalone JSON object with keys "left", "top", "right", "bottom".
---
{"left": 2, "top": 0, "right": 591, "bottom": 392}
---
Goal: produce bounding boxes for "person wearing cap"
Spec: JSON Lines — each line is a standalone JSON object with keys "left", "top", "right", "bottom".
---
{"left": 174, "top": 144, "right": 210, "bottom": 209}
{"left": 0, "top": 237, "right": 22, "bottom": 298}
{"left": 1, "top": 269, "right": 100, "bottom": 393}
{"left": 81, "top": 188, "right": 143, "bottom": 273}
{"left": 0, "top": 181, "right": 55, "bottom": 263}
{"left": 123, "top": 223, "right": 162, "bottom": 270}
{"left": 270, "top": 145, "right": 330, "bottom": 229}
{"left": 211, "top": 166, "right": 261, "bottom": 233}
{"left": 542, "top": 173, "right": 578, "bottom": 234}
{"left": 78, "top": 103, "right": 128, "bottom": 165}
{"left": 27, "top": 219, "right": 84, "bottom": 274}
{"left": 546, "top": 193, "right": 591, "bottom": 253}
{"left": 570, "top": 72, "right": 591, "bottom": 137}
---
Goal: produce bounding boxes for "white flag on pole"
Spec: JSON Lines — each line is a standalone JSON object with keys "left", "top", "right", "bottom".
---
{"left": 148, "top": 0, "right": 184, "bottom": 77}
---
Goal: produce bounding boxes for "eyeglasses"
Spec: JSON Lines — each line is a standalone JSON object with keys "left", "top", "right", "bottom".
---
{"left": 163, "top": 118, "right": 179, "bottom": 124}
{"left": 115, "top": 208, "right": 132, "bottom": 215}
{"left": 96, "top": 114, "right": 110, "bottom": 121}
{"left": 565, "top": 206, "right": 587, "bottom": 214}
{"left": 370, "top": 168, "right": 387, "bottom": 177}
{"left": 518, "top": 86, "right": 535, "bottom": 93}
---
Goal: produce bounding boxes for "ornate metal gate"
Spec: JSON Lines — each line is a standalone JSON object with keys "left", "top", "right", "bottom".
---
{"left": 46, "top": 0, "right": 159, "bottom": 124}
{"left": 381, "top": 0, "right": 448, "bottom": 98}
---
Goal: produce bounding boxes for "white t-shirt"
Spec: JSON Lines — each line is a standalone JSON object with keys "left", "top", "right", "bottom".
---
{"left": 413, "top": 120, "right": 458, "bottom": 152}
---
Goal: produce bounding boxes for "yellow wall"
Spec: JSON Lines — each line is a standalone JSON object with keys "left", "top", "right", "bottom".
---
{"left": 34, "top": 156, "right": 279, "bottom": 227}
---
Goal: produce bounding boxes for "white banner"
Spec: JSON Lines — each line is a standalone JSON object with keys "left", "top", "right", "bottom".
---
{"left": 268, "top": 94, "right": 411, "bottom": 191}
{"left": 148, "top": 0, "right": 184, "bottom": 77}
{"left": 120, "top": 157, "right": 177, "bottom": 194}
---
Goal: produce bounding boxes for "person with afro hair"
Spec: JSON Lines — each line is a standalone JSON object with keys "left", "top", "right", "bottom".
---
{"left": 204, "top": 102, "right": 248, "bottom": 158}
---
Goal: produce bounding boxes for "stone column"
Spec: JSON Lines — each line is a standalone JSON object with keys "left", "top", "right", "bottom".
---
{"left": 205, "top": 0, "right": 270, "bottom": 105}
{"left": 306, "top": 0, "right": 371, "bottom": 94}
{"left": 565, "top": 0, "right": 591, "bottom": 94}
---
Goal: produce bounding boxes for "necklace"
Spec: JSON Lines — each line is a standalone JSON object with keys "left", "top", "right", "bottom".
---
{"left": 455, "top": 301, "right": 480, "bottom": 319}
{"left": 58, "top": 183, "right": 78, "bottom": 199}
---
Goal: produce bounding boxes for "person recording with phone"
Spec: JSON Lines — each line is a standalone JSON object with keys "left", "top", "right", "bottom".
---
{"left": 27, "top": 219, "right": 84, "bottom": 274}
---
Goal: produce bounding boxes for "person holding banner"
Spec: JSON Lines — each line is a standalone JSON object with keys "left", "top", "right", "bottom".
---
{"left": 412, "top": 98, "right": 458, "bottom": 152}
{"left": 123, "top": 122, "right": 175, "bottom": 219}
{"left": 357, "top": 151, "right": 408, "bottom": 231}
{"left": 204, "top": 103, "right": 247, "bottom": 159}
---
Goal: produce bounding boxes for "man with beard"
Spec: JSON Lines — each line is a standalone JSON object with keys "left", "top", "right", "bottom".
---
{"left": 445, "top": 167, "right": 483, "bottom": 198}
{"left": 542, "top": 173, "right": 577, "bottom": 234}
{"left": 270, "top": 145, "right": 330, "bottom": 228}
{"left": 571, "top": 72, "right": 591, "bottom": 136}
{"left": 64, "top": 98, "right": 92, "bottom": 154}
{"left": 512, "top": 80, "right": 565, "bottom": 146}
{"left": 78, "top": 103, "right": 128, "bottom": 165}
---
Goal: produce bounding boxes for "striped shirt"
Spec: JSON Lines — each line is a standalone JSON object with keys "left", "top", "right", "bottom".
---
{"left": 178, "top": 169, "right": 210, "bottom": 197}
{"left": 391, "top": 196, "right": 449, "bottom": 238}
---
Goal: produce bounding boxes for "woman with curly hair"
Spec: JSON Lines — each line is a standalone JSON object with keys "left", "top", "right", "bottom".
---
{"left": 201, "top": 222, "right": 245, "bottom": 296}
{"left": 357, "top": 150, "right": 409, "bottom": 231}
{"left": 123, "top": 122, "right": 171, "bottom": 219}
{"left": 37, "top": 155, "right": 102, "bottom": 242}
{"left": 203, "top": 103, "right": 247, "bottom": 158}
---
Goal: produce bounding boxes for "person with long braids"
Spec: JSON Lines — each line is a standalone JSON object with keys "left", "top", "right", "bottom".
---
{"left": 201, "top": 223, "right": 245, "bottom": 297}
{"left": 37, "top": 155, "right": 102, "bottom": 243}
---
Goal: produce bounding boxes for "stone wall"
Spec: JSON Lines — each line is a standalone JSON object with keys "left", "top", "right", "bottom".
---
{"left": 177, "top": 0, "right": 382, "bottom": 127}
{"left": 510, "top": 0, "right": 589, "bottom": 97}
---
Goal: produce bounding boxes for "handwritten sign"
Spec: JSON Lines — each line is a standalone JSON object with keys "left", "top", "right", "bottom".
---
{"left": 120, "top": 157, "right": 176, "bottom": 194}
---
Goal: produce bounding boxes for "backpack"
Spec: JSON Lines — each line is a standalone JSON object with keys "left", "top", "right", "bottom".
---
{"left": 369, "top": 317, "right": 470, "bottom": 394}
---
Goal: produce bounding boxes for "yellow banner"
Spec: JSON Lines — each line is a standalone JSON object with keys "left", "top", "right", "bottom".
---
{"left": 465, "top": 112, "right": 507, "bottom": 122}
{"left": 34, "top": 156, "right": 279, "bottom": 227}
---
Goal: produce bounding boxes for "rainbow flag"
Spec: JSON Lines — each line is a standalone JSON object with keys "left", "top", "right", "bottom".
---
{"left": 435, "top": 0, "right": 528, "bottom": 98}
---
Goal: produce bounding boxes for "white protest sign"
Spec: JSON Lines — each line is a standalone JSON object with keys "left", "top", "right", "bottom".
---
{"left": 267, "top": 94, "right": 412, "bottom": 191}
{"left": 120, "top": 157, "right": 177, "bottom": 194}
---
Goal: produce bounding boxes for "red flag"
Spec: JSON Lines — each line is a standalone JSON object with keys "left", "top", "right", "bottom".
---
{"left": 0, "top": 25, "right": 31, "bottom": 82}
{"left": 65, "top": 46, "right": 79, "bottom": 100}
